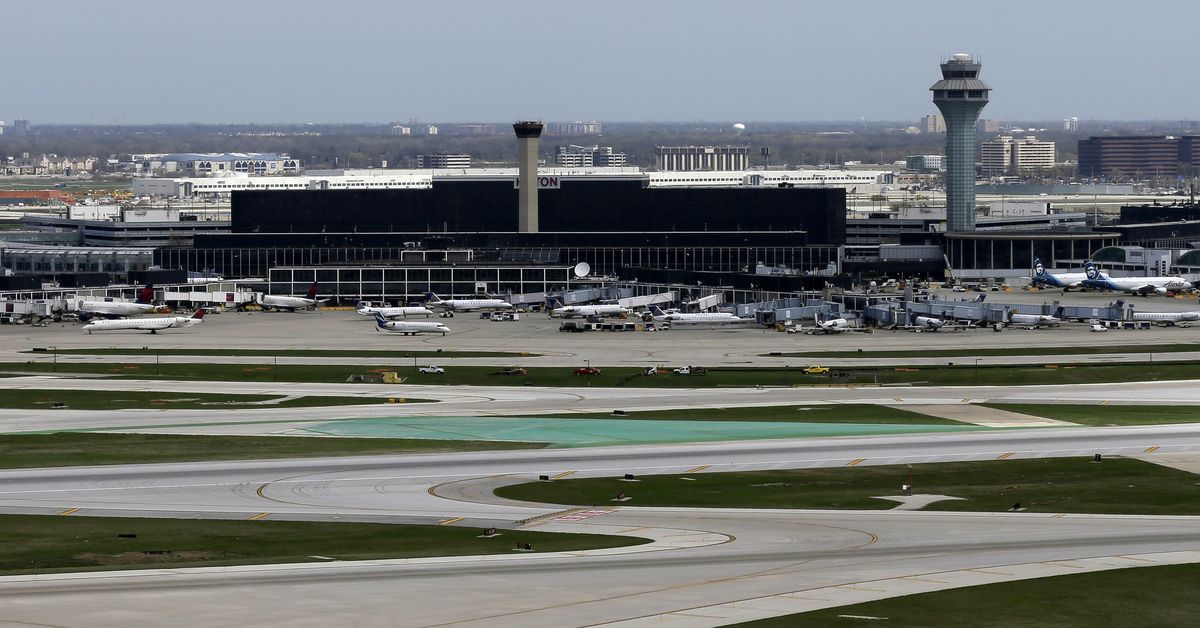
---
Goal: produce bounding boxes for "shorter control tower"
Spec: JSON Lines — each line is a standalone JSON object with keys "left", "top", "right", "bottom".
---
{"left": 513, "top": 121, "right": 544, "bottom": 233}
{"left": 931, "top": 53, "right": 990, "bottom": 232}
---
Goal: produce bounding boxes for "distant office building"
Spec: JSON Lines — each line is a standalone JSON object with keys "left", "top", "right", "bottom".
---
{"left": 555, "top": 145, "right": 627, "bottom": 168}
{"left": 982, "top": 136, "right": 1056, "bottom": 176}
{"left": 0, "top": 120, "right": 5, "bottom": 136}
{"left": 390, "top": 125, "right": 412, "bottom": 136}
{"left": 655, "top": 146, "right": 749, "bottom": 171}
{"left": 1012, "top": 136, "right": 1056, "bottom": 173}
{"left": 977, "top": 119, "right": 1000, "bottom": 134}
{"left": 1063, "top": 116, "right": 1079, "bottom": 132}
{"left": 905, "top": 155, "right": 944, "bottom": 172}
{"left": 10, "top": 119, "right": 30, "bottom": 136}
{"left": 456, "top": 123, "right": 496, "bottom": 135}
{"left": 422, "top": 124, "right": 438, "bottom": 135}
{"left": 920, "top": 114, "right": 946, "bottom": 134}
{"left": 415, "top": 153, "right": 471, "bottom": 169}
{"left": 1178, "top": 136, "right": 1200, "bottom": 167}
{"left": 555, "top": 121, "right": 602, "bottom": 136}
{"left": 980, "top": 137, "right": 1013, "bottom": 176}
{"left": 1078, "top": 136, "right": 1179, "bottom": 177}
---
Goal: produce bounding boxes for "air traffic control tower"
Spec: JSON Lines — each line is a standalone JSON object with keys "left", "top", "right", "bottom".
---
{"left": 931, "top": 53, "right": 990, "bottom": 232}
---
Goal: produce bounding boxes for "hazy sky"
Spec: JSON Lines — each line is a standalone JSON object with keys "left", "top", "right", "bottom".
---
{"left": 5, "top": 0, "right": 1197, "bottom": 124}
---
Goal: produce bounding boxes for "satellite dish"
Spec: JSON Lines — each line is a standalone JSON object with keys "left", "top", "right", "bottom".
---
{"left": 573, "top": 262, "right": 591, "bottom": 278}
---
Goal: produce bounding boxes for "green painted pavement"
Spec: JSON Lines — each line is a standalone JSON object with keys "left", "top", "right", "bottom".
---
{"left": 299, "top": 416, "right": 987, "bottom": 447}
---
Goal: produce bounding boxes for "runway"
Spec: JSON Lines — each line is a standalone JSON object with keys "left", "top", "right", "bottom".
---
{"left": 3, "top": 306, "right": 1200, "bottom": 625}
{"left": 0, "top": 425, "right": 1198, "bottom": 626}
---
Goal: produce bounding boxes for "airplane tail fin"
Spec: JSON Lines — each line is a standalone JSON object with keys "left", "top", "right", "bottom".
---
{"left": 1114, "top": 299, "right": 1126, "bottom": 309}
{"left": 137, "top": 284, "right": 155, "bottom": 305}
{"left": 374, "top": 312, "right": 388, "bottom": 328}
{"left": 649, "top": 305, "right": 666, "bottom": 317}
{"left": 426, "top": 292, "right": 442, "bottom": 303}
{"left": 191, "top": 309, "right": 206, "bottom": 320}
{"left": 306, "top": 282, "right": 319, "bottom": 301}
{"left": 976, "top": 294, "right": 986, "bottom": 302}
{"left": 547, "top": 297, "right": 561, "bottom": 309}
{"left": 1053, "top": 306, "right": 1065, "bottom": 319}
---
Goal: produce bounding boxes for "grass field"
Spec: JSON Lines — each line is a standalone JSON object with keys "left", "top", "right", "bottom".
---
{"left": 496, "top": 458, "right": 1200, "bottom": 515}
{"left": 0, "top": 433, "right": 544, "bottom": 469}
{"left": 730, "top": 564, "right": 1200, "bottom": 628}
{"left": 534, "top": 404, "right": 959, "bottom": 424}
{"left": 5, "top": 359, "right": 1200, "bottom": 387}
{"left": 28, "top": 347, "right": 532, "bottom": 358}
{"left": 983, "top": 403, "right": 1200, "bottom": 426}
{"left": 770, "top": 344, "right": 1200, "bottom": 359}
{"left": 0, "top": 514, "right": 644, "bottom": 575}
{"left": 0, "top": 389, "right": 431, "bottom": 410}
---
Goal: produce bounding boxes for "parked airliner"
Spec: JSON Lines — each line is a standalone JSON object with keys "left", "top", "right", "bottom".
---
{"left": 549, "top": 300, "right": 629, "bottom": 318}
{"left": 1083, "top": 262, "right": 1191, "bottom": 295}
{"left": 260, "top": 283, "right": 325, "bottom": 311}
{"left": 356, "top": 303, "right": 435, "bottom": 319}
{"left": 425, "top": 292, "right": 511, "bottom": 311}
{"left": 647, "top": 305, "right": 751, "bottom": 325}
{"left": 1030, "top": 258, "right": 1087, "bottom": 290}
{"left": 77, "top": 284, "right": 156, "bottom": 318}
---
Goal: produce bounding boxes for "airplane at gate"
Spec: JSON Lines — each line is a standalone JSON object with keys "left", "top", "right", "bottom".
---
{"left": 77, "top": 284, "right": 156, "bottom": 318}
{"left": 1082, "top": 262, "right": 1190, "bottom": 296}
{"left": 647, "top": 305, "right": 751, "bottom": 325}
{"left": 356, "top": 303, "right": 434, "bottom": 319}
{"left": 1007, "top": 306, "right": 1066, "bottom": 328}
{"left": 82, "top": 310, "right": 204, "bottom": 334}
{"left": 1114, "top": 300, "right": 1200, "bottom": 327}
{"left": 374, "top": 312, "right": 451, "bottom": 335}
{"left": 260, "top": 283, "right": 325, "bottom": 311}
{"left": 549, "top": 299, "right": 629, "bottom": 318}
{"left": 425, "top": 292, "right": 511, "bottom": 311}
{"left": 812, "top": 313, "right": 854, "bottom": 334}
{"left": 1030, "top": 258, "right": 1087, "bottom": 290}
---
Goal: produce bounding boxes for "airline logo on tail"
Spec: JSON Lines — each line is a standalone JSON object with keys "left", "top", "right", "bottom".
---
{"left": 306, "top": 283, "right": 319, "bottom": 301}
{"left": 1084, "top": 261, "right": 1101, "bottom": 281}
{"left": 137, "top": 284, "right": 155, "bottom": 304}
{"left": 1033, "top": 258, "right": 1046, "bottom": 277}
{"left": 191, "top": 309, "right": 205, "bottom": 320}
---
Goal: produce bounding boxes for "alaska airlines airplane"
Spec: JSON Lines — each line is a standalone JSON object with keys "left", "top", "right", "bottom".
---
{"left": 357, "top": 303, "right": 434, "bottom": 319}
{"left": 1083, "top": 262, "right": 1191, "bottom": 295}
{"left": 82, "top": 310, "right": 204, "bottom": 334}
{"left": 1030, "top": 258, "right": 1087, "bottom": 290}
{"left": 374, "top": 312, "right": 451, "bottom": 335}
{"left": 647, "top": 305, "right": 751, "bottom": 325}
{"left": 260, "top": 283, "right": 324, "bottom": 311}
{"left": 77, "top": 284, "right": 156, "bottom": 319}
{"left": 425, "top": 292, "right": 511, "bottom": 311}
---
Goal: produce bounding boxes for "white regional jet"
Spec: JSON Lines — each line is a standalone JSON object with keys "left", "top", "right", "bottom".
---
{"left": 374, "top": 312, "right": 451, "bottom": 336}
{"left": 1007, "top": 306, "right": 1066, "bottom": 328}
{"left": 425, "top": 292, "right": 511, "bottom": 312}
{"left": 910, "top": 315, "right": 946, "bottom": 331}
{"left": 813, "top": 313, "right": 854, "bottom": 334}
{"left": 549, "top": 300, "right": 629, "bottom": 318}
{"left": 1114, "top": 300, "right": 1200, "bottom": 327}
{"left": 647, "top": 305, "right": 751, "bottom": 325}
{"left": 356, "top": 303, "right": 434, "bottom": 319}
{"left": 77, "top": 284, "right": 157, "bottom": 318}
{"left": 260, "top": 283, "right": 325, "bottom": 311}
{"left": 82, "top": 310, "right": 205, "bottom": 334}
